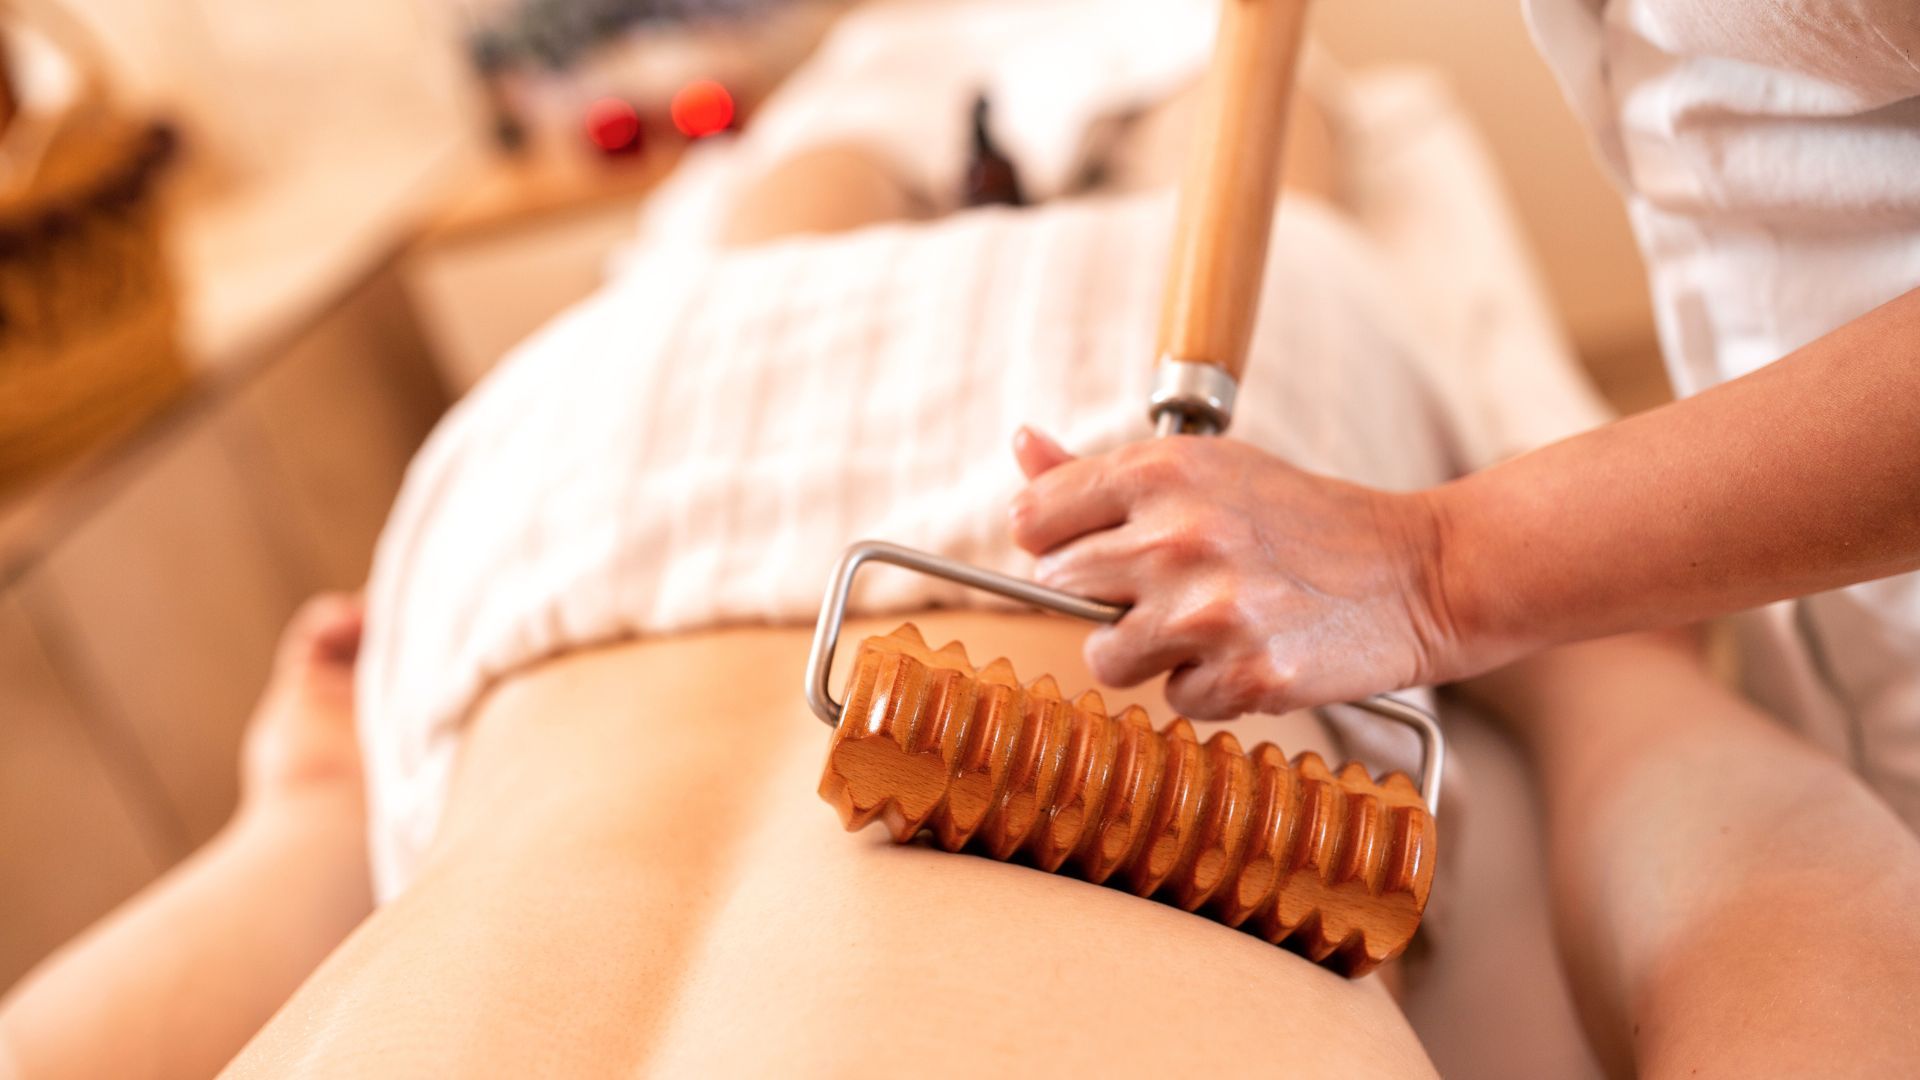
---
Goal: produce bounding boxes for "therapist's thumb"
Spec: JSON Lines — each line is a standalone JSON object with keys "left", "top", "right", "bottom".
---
{"left": 1013, "top": 426, "right": 1075, "bottom": 479}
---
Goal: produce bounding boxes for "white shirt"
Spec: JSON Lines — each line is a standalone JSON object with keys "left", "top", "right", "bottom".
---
{"left": 1526, "top": 0, "right": 1920, "bottom": 826}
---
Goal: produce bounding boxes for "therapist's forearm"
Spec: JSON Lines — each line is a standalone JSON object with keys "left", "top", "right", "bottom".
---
{"left": 1432, "top": 285, "right": 1920, "bottom": 658}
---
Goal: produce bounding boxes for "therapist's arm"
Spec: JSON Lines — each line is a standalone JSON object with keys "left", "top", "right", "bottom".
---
{"left": 1009, "top": 286, "right": 1920, "bottom": 717}
{"left": 1435, "top": 284, "right": 1920, "bottom": 669}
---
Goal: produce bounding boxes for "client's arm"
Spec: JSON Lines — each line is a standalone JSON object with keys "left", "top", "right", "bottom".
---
{"left": 0, "top": 595, "right": 373, "bottom": 1080}
{"left": 1465, "top": 631, "right": 1920, "bottom": 1078}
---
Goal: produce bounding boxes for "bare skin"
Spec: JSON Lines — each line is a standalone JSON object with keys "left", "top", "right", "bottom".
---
{"left": 723, "top": 144, "right": 935, "bottom": 246}
{"left": 1009, "top": 285, "right": 1920, "bottom": 717}
{"left": 14, "top": 62, "right": 1916, "bottom": 1077}
{"left": 0, "top": 595, "right": 374, "bottom": 1080}
{"left": 1011, "top": 429, "right": 1441, "bottom": 718}
{"left": 224, "top": 613, "right": 1438, "bottom": 1078}
{"left": 7, "top": 609, "right": 1917, "bottom": 1075}
{"left": 5, "top": 73, "right": 1364, "bottom": 1079}
{"left": 722, "top": 82, "right": 1336, "bottom": 247}
{"left": 1463, "top": 631, "right": 1920, "bottom": 1078}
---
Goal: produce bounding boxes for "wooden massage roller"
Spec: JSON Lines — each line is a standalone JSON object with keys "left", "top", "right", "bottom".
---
{"left": 803, "top": 0, "right": 1444, "bottom": 977}
{"left": 803, "top": 543, "right": 1445, "bottom": 979}
{"left": 818, "top": 623, "right": 1436, "bottom": 976}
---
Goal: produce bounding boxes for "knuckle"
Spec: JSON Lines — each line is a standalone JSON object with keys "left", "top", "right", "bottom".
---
{"left": 1007, "top": 493, "right": 1043, "bottom": 547}
{"left": 1167, "top": 681, "right": 1210, "bottom": 720}
{"left": 1086, "top": 648, "right": 1126, "bottom": 687}
{"left": 1170, "top": 661, "right": 1258, "bottom": 721}
{"left": 1114, "top": 440, "right": 1154, "bottom": 468}
{"left": 1169, "top": 595, "right": 1242, "bottom": 640}
{"left": 1121, "top": 441, "right": 1184, "bottom": 488}
{"left": 1262, "top": 658, "right": 1302, "bottom": 709}
{"left": 1085, "top": 630, "right": 1139, "bottom": 686}
{"left": 1146, "top": 523, "right": 1214, "bottom": 567}
{"left": 1217, "top": 661, "right": 1268, "bottom": 716}
{"left": 1166, "top": 529, "right": 1209, "bottom": 565}
{"left": 1178, "top": 683, "right": 1229, "bottom": 721}
{"left": 1032, "top": 551, "right": 1078, "bottom": 589}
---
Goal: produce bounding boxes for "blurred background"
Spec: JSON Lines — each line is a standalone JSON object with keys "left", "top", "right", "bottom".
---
{"left": 0, "top": 0, "right": 1663, "bottom": 996}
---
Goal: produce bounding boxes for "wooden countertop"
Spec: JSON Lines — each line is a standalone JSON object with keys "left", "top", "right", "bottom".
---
{"left": 0, "top": 130, "right": 693, "bottom": 582}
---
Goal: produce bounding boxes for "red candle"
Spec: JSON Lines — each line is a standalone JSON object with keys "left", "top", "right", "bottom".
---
{"left": 670, "top": 80, "right": 735, "bottom": 139}
{"left": 584, "top": 96, "right": 643, "bottom": 155}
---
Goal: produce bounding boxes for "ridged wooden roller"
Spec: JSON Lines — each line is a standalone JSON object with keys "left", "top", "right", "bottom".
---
{"left": 818, "top": 624, "right": 1437, "bottom": 977}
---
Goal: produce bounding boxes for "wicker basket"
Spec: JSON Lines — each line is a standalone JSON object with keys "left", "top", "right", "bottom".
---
{"left": 0, "top": 0, "right": 184, "bottom": 495}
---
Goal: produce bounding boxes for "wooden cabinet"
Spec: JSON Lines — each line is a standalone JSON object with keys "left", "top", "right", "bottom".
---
{"left": 0, "top": 594, "right": 168, "bottom": 991}
{"left": 0, "top": 266, "right": 444, "bottom": 990}
{"left": 403, "top": 148, "right": 680, "bottom": 394}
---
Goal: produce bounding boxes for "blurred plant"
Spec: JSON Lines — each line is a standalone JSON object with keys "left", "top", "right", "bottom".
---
{"left": 468, "top": 0, "right": 775, "bottom": 75}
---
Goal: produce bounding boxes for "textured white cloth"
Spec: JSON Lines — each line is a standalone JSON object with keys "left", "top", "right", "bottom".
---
{"left": 363, "top": 192, "right": 1460, "bottom": 897}
{"left": 361, "top": 39, "right": 1612, "bottom": 897}
{"left": 1527, "top": 0, "right": 1920, "bottom": 827}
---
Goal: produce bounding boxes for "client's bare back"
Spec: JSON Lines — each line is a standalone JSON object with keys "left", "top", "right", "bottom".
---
{"left": 226, "top": 613, "right": 1439, "bottom": 1077}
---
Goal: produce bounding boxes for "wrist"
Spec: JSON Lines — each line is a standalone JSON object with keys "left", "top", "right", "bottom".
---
{"left": 232, "top": 781, "right": 367, "bottom": 846}
{"left": 1408, "top": 479, "right": 1521, "bottom": 682}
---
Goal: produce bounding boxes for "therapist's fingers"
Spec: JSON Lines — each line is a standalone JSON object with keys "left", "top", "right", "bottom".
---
{"left": 1083, "top": 613, "right": 1201, "bottom": 689}
{"left": 1012, "top": 426, "right": 1075, "bottom": 479}
{"left": 1163, "top": 656, "right": 1275, "bottom": 721}
{"left": 1008, "top": 454, "right": 1138, "bottom": 554}
{"left": 1032, "top": 528, "right": 1142, "bottom": 605}
{"left": 1081, "top": 581, "right": 1285, "bottom": 717}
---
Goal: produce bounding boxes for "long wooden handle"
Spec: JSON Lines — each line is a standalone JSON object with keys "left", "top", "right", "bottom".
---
{"left": 1155, "top": 0, "right": 1313, "bottom": 382}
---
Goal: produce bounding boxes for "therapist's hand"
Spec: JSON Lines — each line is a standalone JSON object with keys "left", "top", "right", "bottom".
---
{"left": 1008, "top": 428, "right": 1463, "bottom": 718}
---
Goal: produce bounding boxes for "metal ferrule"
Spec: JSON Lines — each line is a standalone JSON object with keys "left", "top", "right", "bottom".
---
{"left": 1147, "top": 358, "right": 1239, "bottom": 435}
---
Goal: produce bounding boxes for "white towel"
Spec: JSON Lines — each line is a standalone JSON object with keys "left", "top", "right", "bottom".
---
{"left": 360, "top": 190, "right": 1472, "bottom": 898}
